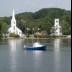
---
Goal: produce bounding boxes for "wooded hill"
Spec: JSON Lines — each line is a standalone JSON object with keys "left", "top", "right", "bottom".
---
{"left": 0, "top": 8, "right": 71, "bottom": 35}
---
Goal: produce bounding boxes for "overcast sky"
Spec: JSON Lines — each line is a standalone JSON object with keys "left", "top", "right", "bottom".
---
{"left": 0, "top": 0, "right": 71, "bottom": 17}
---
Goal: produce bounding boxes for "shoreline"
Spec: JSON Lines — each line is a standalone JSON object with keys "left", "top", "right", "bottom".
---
{"left": 1, "top": 37, "right": 71, "bottom": 39}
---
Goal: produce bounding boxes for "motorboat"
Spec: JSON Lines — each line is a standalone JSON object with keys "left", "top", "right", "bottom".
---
{"left": 24, "top": 27, "right": 46, "bottom": 50}
{"left": 24, "top": 42, "right": 46, "bottom": 50}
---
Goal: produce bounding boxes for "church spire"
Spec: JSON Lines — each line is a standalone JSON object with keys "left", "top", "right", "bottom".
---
{"left": 12, "top": 8, "right": 16, "bottom": 20}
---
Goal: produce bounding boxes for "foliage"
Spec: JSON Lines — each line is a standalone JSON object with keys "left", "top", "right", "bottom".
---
{"left": 9, "top": 33, "right": 19, "bottom": 38}
{"left": 0, "top": 34, "right": 3, "bottom": 38}
{"left": 38, "top": 35, "right": 41, "bottom": 38}
{"left": 14, "top": 34, "right": 20, "bottom": 38}
{"left": 9, "top": 33, "right": 16, "bottom": 37}
{"left": 34, "top": 34, "right": 37, "bottom": 38}
{"left": 44, "top": 35, "right": 49, "bottom": 38}
{"left": 0, "top": 8, "right": 71, "bottom": 35}
{"left": 60, "top": 20, "right": 71, "bottom": 35}
{"left": 41, "top": 35, "right": 45, "bottom": 38}
{"left": 26, "top": 35, "right": 30, "bottom": 38}
{"left": 1, "top": 22, "right": 8, "bottom": 34}
{"left": 5, "top": 36, "right": 7, "bottom": 38}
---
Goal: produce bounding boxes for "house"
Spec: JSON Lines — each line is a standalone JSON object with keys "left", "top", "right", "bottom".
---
{"left": 34, "top": 32, "right": 41, "bottom": 35}
{"left": 50, "top": 19, "right": 62, "bottom": 36}
{"left": 41, "top": 30, "right": 47, "bottom": 35}
{"left": 7, "top": 9, "right": 24, "bottom": 37}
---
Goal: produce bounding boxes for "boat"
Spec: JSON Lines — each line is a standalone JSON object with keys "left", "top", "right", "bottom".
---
{"left": 24, "top": 42, "right": 46, "bottom": 50}
{"left": 23, "top": 28, "right": 46, "bottom": 50}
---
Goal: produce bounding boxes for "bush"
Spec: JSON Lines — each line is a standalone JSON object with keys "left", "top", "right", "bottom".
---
{"left": 26, "top": 35, "right": 30, "bottom": 38}
{"left": 44, "top": 35, "right": 49, "bottom": 38}
{"left": 5, "top": 36, "right": 7, "bottom": 38}
{"left": 14, "top": 34, "right": 19, "bottom": 38}
{"left": 38, "top": 35, "right": 41, "bottom": 38}
{"left": 9, "top": 33, "right": 16, "bottom": 37}
{"left": 34, "top": 34, "right": 37, "bottom": 38}
{"left": 9, "top": 33, "right": 20, "bottom": 38}
{"left": 51, "top": 35, "right": 56, "bottom": 38}
{"left": 41, "top": 36, "right": 45, "bottom": 38}
{"left": 0, "top": 34, "right": 3, "bottom": 38}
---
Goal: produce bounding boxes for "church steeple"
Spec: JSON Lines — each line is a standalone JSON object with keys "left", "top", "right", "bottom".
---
{"left": 11, "top": 8, "right": 16, "bottom": 27}
{"left": 12, "top": 8, "right": 16, "bottom": 20}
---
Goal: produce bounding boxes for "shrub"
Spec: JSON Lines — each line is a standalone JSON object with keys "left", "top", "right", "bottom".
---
{"left": 38, "top": 35, "right": 41, "bottom": 38}
{"left": 44, "top": 35, "right": 49, "bottom": 38}
{"left": 34, "top": 34, "right": 37, "bottom": 38}
{"left": 9, "top": 33, "right": 20, "bottom": 38}
{"left": 9, "top": 33, "right": 16, "bottom": 37}
{"left": 41, "top": 35, "right": 45, "bottom": 38}
{"left": 51, "top": 35, "right": 56, "bottom": 38}
{"left": 5, "top": 36, "right": 7, "bottom": 38}
{"left": 0, "top": 34, "right": 3, "bottom": 38}
{"left": 26, "top": 35, "right": 30, "bottom": 38}
{"left": 14, "top": 34, "right": 19, "bottom": 38}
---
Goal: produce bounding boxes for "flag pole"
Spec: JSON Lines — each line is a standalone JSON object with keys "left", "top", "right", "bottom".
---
{"left": 27, "top": 30, "right": 28, "bottom": 35}
{"left": 32, "top": 28, "right": 33, "bottom": 46}
{"left": 37, "top": 28, "right": 38, "bottom": 42}
{"left": 27, "top": 28, "right": 28, "bottom": 46}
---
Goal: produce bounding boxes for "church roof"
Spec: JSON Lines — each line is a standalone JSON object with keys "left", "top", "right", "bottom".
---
{"left": 11, "top": 9, "right": 16, "bottom": 20}
{"left": 8, "top": 25, "right": 11, "bottom": 29}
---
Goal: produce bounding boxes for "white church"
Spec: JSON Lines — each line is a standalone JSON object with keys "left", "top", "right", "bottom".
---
{"left": 50, "top": 19, "right": 62, "bottom": 36}
{"left": 7, "top": 9, "right": 24, "bottom": 37}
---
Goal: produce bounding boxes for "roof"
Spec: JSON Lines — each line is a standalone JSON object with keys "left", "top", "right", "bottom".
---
{"left": 8, "top": 25, "right": 11, "bottom": 29}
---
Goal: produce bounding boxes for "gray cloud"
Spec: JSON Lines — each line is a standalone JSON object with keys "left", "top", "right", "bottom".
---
{"left": 0, "top": 0, "right": 71, "bottom": 17}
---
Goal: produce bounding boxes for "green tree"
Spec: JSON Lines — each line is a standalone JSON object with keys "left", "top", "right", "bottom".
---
{"left": 60, "top": 20, "right": 70, "bottom": 35}
{"left": 1, "top": 22, "right": 8, "bottom": 37}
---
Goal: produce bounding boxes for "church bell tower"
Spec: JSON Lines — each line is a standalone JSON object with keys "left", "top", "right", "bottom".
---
{"left": 11, "top": 8, "right": 16, "bottom": 27}
{"left": 11, "top": 9, "right": 16, "bottom": 34}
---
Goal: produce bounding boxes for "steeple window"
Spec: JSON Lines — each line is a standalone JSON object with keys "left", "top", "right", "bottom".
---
{"left": 56, "top": 21, "right": 58, "bottom": 23}
{"left": 14, "top": 22, "right": 15, "bottom": 24}
{"left": 56, "top": 25, "right": 58, "bottom": 30}
{"left": 14, "top": 26, "right": 15, "bottom": 30}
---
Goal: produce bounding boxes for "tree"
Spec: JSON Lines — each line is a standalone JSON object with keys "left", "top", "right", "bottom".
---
{"left": 60, "top": 20, "right": 70, "bottom": 35}
{"left": 1, "top": 22, "right": 8, "bottom": 37}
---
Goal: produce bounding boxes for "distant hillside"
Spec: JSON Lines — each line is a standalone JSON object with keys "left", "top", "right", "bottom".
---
{"left": 0, "top": 8, "right": 71, "bottom": 35}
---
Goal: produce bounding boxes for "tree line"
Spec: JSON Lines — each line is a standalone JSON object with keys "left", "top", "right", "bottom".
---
{"left": 0, "top": 8, "right": 71, "bottom": 35}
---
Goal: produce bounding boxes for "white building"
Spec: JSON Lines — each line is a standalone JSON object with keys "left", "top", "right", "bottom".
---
{"left": 50, "top": 19, "right": 62, "bottom": 36}
{"left": 7, "top": 9, "right": 24, "bottom": 37}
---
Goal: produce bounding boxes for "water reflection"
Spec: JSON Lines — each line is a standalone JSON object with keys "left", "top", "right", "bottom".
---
{"left": 33, "top": 50, "right": 42, "bottom": 60}
{"left": 54, "top": 39, "right": 61, "bottom": 72}
{"left": 54, "top": 39, "right": 61, "bottom": 51}
{"left": 33, "top": 50, "right": 43, "bottom": 70}
{"left": 8, "top": 39, "right": 24, "bottom": 71}
{"left": 8, "top": 39, "right": 25, "bottom": 51}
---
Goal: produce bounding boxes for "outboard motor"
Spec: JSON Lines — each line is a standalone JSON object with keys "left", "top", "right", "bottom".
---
{"left": 24, "top": 45, "right": 27, "bottom": 49}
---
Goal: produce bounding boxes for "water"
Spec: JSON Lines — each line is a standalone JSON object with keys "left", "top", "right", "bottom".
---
{"left": 0, "top": 39, "right": 71, "bottom": 72}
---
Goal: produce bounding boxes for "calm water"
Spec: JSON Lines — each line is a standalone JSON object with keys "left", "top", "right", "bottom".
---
{"left": 0, "top": 39, "right": 71, "bottom": 72}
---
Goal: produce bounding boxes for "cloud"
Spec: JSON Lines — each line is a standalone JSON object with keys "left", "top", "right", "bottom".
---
{"left": 24, "top": 1, "right": 36, "bottom": 6}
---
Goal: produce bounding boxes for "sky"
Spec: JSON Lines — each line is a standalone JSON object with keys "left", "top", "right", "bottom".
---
{"left": 0, "top": 0, "right": 71, "bottom": 17}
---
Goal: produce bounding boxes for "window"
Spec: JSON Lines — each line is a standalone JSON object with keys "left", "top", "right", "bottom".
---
{"left": 14, "top": 22, "right": 15, "bottom": 24}
{"left": 56, "top": 21, "right": 58, "bottom": 23}
{"left": 14, "top": 26, "right": 15, "bottom": 30}
{"left": 10, "top": 30, "right": 11, "bottom": 33}
{"left": 16, "top": 30, "right": 18, "bottom": 34}
{"left": 56, "top": 25, "right": 58, "bottom": 30}
{"left": 19, "top": 32, "right": 22, "bottom": 34}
